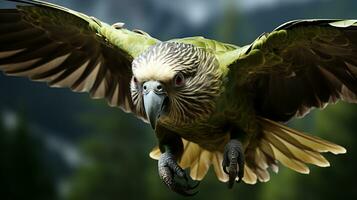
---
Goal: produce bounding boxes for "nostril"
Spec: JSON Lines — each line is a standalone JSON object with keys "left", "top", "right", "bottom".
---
{"left": 143, "top": 81, "right": 165, "bottom": 93}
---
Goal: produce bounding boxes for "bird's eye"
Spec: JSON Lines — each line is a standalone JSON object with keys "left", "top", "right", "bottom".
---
{"left": 174, "top": 72, "right": 185, "bottom": 87}
{"left": 133, "top": 77, "right": 138, "bottom": 84}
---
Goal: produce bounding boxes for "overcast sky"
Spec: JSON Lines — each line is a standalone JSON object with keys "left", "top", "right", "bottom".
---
{"left": 238, "top": 0, "right": 317, "bottom": 11}
{"left": 152, "top": 0, "right": 324, "bottom": 27}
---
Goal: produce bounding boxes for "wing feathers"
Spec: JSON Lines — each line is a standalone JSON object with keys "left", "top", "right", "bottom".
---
{"left": 51, "top": 58, "right": 89, "bottom": 88}
{"left": 93, "top": 80, "right": 106, "bottom": 99}
{"left": 0, "top": 21, "right": 29, "bottom": 34}
{"left": 71, "top": 58, "right": 100, "bottom": 89}
{"left": 33, "top": 52, "right": 87, "bottom": 81}
{"left": 12, "top": 53, "right": 70, "bottom": 77}
{"left": 0, "top": 57, "right": 40, "bottom": 70}
{"left": 0, "top": 49, "right": 25, "bottom": 59}
{"left": 0, "top": 10, "right": 21, "bottom": 22}
{"left": 0, "top": 1, "right": 158, "bottom": 117}
{"left": 0, "top": 34, "right": 49, "bottom": 52}
{"left": 4, "top": 44, "right": 65, "bottom": 73}
{"left": 108, "top": 84, "right": 120, "bottom": 106}
{"left": 0, "top": 27, "right": 43, "bottom": 44}
{"left": 232, "top": 20, "right": 357, "bottom": 121}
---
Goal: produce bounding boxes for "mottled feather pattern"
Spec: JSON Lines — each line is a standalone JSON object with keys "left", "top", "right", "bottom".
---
{"left": 1, "top": 1, "right": 356, "bottom": 189}
{"left": 131, "top": 42, "right": 224, "bottom": 125}
{"left": 0, "top": 0, "right": 158, "bottom": 121}
{"left": 232, "top": 21, "right": 357, "bottom": 121}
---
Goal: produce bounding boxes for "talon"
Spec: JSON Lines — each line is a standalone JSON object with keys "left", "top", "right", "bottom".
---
{"left": 189, "top": 181, "right": 200, "bottom": 189}
{"left": 222, "top": 139, "right": 245, "bottom": 188}
{"left": 158, "top": 152, "right": 199, "bottom": 196}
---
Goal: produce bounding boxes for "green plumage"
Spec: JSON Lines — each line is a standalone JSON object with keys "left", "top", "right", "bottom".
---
{"left": 0, "top": 0, "right": 356, "bottom": 195}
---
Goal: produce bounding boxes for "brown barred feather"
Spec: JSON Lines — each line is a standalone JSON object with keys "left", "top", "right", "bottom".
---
{"left": 131, "top": 42, "right": 223, "bottom": 125}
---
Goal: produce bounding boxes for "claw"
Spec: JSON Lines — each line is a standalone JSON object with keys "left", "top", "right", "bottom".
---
{"left": 189, "top": 181, "right": 200, "bottom": 189}
{"left": 222, "top": 139, "right": 245, "bottom": 188}
{"left": 158, "top": 152, "right": 199, "bottom": 196}
{"left": 173, "top": 181, "right": 199, "bottom": 196}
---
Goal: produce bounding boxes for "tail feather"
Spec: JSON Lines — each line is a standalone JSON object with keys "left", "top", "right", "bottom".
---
{"left": 149, "top": 139, "right": 228, "bottom": 181}
{"left": 149, "top": 117, "right": 346, "bottom": 184}
{"left": 261, "top": 138, "right": 311, "bottom": 174}
{"left": 211, "top": 152, "right": 228, "bottom": 182}
{"left": 261, "top": 118, "right": 346, "bottom": 154}
{"left": 180, "top": 141, "right": 200, "bottom": 169}
{"left": 189, "top": 150, "right": 212, "bottom": 180}
{"left": 242, "top": 165, "right": 258, "bottom": 184}
{"left": 247, "top": 117, "right": 346, "bottom": 180}
{"left": 273, "top": 134, "right": 330, "bottom": 167}
{"left": 149, "top": 146, "right": 160, "bottom": 160}
{"left": 254, "top": 148, "right": 269, "bottom": 169}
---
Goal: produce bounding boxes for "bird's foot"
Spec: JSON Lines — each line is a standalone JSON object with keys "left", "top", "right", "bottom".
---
{"left": 158, "top": 152, "right": 199, "bottom": 196}
{"left": 222, "top": 139, "right": 245, "bottom": 188}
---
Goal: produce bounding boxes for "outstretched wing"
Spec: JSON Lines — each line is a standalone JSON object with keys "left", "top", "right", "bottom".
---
{"left": 222, "top": 19, "right": 356, "bottom": 184}
{"left": 0, "top": 0, "right": 159, "bottom": 119}
{"left": 229, "top": 19, "right": 357, "bottom": 122}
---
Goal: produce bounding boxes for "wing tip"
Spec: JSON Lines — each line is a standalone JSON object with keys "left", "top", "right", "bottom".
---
{"left": 329, "top": 20, "right": 357, "bottom": 28}
{"left": 330, "top": 146, "right": 347, "bottom": 155}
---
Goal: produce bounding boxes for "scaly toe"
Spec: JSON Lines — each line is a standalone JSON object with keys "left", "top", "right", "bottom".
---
{"left": 222, "top": 139, "right": 245, "bottom": 188}
{"left": 158, "top": 152, "right": 199, "bottom": 196}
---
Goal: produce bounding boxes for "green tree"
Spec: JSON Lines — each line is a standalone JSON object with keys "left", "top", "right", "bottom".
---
{"left": 68, "top": 103, "right": 158, "bottom": 200}
{"left": 0, "top": 114, "right": 57, "bottom": 200}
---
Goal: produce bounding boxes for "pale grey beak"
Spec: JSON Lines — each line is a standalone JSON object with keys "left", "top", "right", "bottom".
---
{"left": 143, "top": 81, "right": 168, "bottom": 129}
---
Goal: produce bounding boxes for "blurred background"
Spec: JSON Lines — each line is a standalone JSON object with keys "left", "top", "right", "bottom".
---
{"left": 0, "top": 0, "right": 356, "bottom": 199}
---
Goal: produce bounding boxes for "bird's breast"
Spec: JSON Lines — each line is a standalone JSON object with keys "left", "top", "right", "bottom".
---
{"left": 160, "top": 111, "right": 231, "bottom": 151}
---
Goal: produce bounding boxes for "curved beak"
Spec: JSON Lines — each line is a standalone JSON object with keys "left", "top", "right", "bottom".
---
{"left": 143, "top": 81, "right": 168, "bottom": 130}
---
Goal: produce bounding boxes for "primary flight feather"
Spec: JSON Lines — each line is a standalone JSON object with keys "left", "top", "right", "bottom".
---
{"left": 0, "top": 0, "right": 356, "bottom": 196}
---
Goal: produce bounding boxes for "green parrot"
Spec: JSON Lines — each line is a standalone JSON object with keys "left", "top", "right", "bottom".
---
{"left": 1, "top": 0, "right": 356, "bottom": 196}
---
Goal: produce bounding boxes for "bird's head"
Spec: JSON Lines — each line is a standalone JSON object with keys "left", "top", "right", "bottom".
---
{"left": 131, "top": 42, "right": 223, "bottom": 129}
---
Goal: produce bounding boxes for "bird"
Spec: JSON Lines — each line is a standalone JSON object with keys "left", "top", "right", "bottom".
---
{"left": 0, "top": 0, "right": 356, "bottom": 196}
